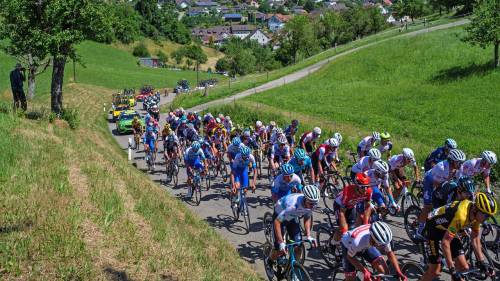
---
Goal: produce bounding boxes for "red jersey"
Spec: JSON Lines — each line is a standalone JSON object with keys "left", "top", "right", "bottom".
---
{"left": 335, "top": 184, "right": 372, "bottom": 209}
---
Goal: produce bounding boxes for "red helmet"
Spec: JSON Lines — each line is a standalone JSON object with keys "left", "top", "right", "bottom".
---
{"left": 354, "top": 173, "right": 370, "bottom": 186}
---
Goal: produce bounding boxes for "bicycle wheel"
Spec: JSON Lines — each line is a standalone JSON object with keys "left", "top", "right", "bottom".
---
{"left": 194, "top": 183, "right": 202, "bottom": 206}
{"left": 231, "top": 195, "right": 240, "bottom": 221}
{"left": 242, "top": 199, "right": 251, "bottom": 233}
{"left": 482, "top": 222, "right": 500, "bottom": 269}
{"left": 401, "top": 192, "right": 420, "bottom": 216}
{"left": 256, "top": 154, "right": 263, "bottom": 179}
{"left": 263, "top": 212, "right": 274, "bottom": 244}
{"left": 316, "top": 226, "right": 339, "bottom": 268}
{"left": 287, "top": 262, "right": 312, "bottom": 281}
{"left": 344, "top": 164, "right": 353, "bottom": 179}
{"left": 221, "top": 161, "right": 229, "bottom": 182}
{"left": 322, "top": 183, "right": 339, "bottom": 211}
{"left": 172, "top": 162, "right": 179, "bottom": 187}
{"left": 404, "top": 205, "right": 422, "bottom": 243}
{"left": 205, "top": 174, "right": 211, "bottom": 191}
{"left": 401, "top": 261, "right": 425, "bottom": 280}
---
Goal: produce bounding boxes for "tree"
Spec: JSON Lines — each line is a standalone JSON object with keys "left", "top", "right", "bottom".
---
{"left": 182, "top": 44, "right": 208, "bottom": 85}
{"left": 112, "top": 3, "right": 142, "bottom": 44}
{"left": 280, "top": 16, "right": 319, "bottom": 64}
{"left": 393, "top": 0, "right": 425, "bottom": 23}
{"left": 171, "top": 49, "right": 185, "bottom": 65}
{"left": 215, "top": 57, "right": 231, "bottom": 73}
{"left": 157, "top": 50, "right": 169, "bottom": 65}
{"left": 133, "top": 42, "right": 150, "bottom": 57}
{"left": 463, "top": 0, "right": 500, "bottom": 68}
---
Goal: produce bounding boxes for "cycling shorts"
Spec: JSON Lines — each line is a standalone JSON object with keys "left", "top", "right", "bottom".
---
{"left": 342, "top": 245, "right": 382, "bottom": 274}
{"left": 423, "top": 172, "right": 434, "bottom": 205}
{"left": 186, "top": 158, "right": 204, "bottom": 171}
{"left": 145, "top": 139, "right": 155, "bottom": 151}
{"left": 427, "top": 235, "right": 464, "bottom": 264}
{"left": 371, "top": 186, "right": 385, "bottom": 207}
{"left": 272, "top": 213, "right": 302, "bottom": 250}
{"left": 304, "top": 142, "right": 314, "bottom": 154}
{"left": 232, "top": 168, "right": 249, "bottom": 188}
{"left": 286, "top": 136, "right": 294, "bottom": 146}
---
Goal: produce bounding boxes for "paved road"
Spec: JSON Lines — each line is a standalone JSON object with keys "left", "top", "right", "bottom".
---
{"left": 106, "top": 21, "right": 472, "bottom": 279}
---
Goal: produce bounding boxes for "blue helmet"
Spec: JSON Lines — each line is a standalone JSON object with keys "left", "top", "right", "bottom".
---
{"left": 458, "top": 176, "right": 476, "bottom": 195}
{"left": 294, "top": 148, "right": 307, "bottom": 160}
{"left": 240, "top": 146, "right": 251, "bottom": 157}
{"left": 146, "top": 126, "right": 154, "bottom": 133}
{"left": 281, "top": 163, "right": 294, "bottom": 176}
{"left": 232, "top": 137, "right": 241, "bottom": 146}
{"left": 191, "top": 141, "right": 200, "bottom": 150}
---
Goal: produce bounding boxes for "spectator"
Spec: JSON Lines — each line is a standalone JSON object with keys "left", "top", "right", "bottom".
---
{"left": 9, "top": 63, "right": 27, "bottom": 111}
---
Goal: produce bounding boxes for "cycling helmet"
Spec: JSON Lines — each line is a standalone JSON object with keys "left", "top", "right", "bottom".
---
{"left": 481, "top": 151, "right": 497, "bottom": 165}
{"left": 164, "top": 123, "right": 170, "bottom": 129}
{"left": 294, "top": 148, "right": 307, "bottom": 160}
{"left": 372, "top": 131, "right": 381, "bottom": 141}
{"left": 241, "top": 130, "right": 250, "bottom": 138}
{"left": 256, "top": 120, "right": 263, "bottom": 127}
{"left": 445, "top": 138, "right": 458, "bottom": 149}
{"left": 313, "top": 127, "right": 322, "bottom": 136}
{"left": 199, "top": 136, "right": 205, "bottom": 142}
{"left": 333, "top": 132, "right": 343, "bottom": 144}
{"left": 475, "top": 192, "right": 497, "bottom": 216}
{"left": 226, "top": 116, "right": 231, "bottom": 121}
{"left": 291, "top": 119, "right": 299, "bottom": 126}
{"left": 402, "top": 148, "right": 415, "bottom": 160}
{"left": 370, "top": 221, "right": 393, "bottom": 246}
{"left": 191, "top": 141, "right": 200, "bottom": 150}
{"left": 281, "top": 163, "right": 294, "bottom": 176}
{"left": 277, "top": 135, "right": 287, "bottom": 144}
{"left": 448, "top": 149, "right": 466, "bottom": 163}
{"left": 276, "top": 128, "right": 284, "bottom": 135}
{"left": 218, "top": 113, "right": 224, "bottom": 119}
{"left": 373, "top": 160, "right": 389, "bottom": 174}
{"left": 457, "top": 176, "right": 476, "bottom": 195}
{"left": 216, "top": 117, "right": 221, "bottom": 123}
{"left": 326, "top": 138, "right": 339, "bottom": 148}
{"left": 187, "top": 123, "right": 194, "bottom": 129}
{"left": 380, "top": 132, "right": 391, "bottom": 140}
{"left": 367, "top": 148, "right": 382, "bottom": 161}
{"left": 270, "top": 121, "right": 276, "bottom": 127}
{"left": 303, "top": 185, "right": 320, "bottom": 203}
{"left": 232, "top": 137, "right": 241, "bottom": 146}
{"left": 354, "top": 172, "right": 370, "bottom": 187}
{"left": 240, "top": 146, "right": 251, "bottom": 157}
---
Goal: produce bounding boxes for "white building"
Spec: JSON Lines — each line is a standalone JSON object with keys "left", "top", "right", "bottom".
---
{"left": 246, "top": 29, "right": 270, "bottom": 46}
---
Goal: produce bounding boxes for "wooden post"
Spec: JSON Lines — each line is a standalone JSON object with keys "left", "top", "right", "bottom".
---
{"left": 73, "top": 58, "right": 76, "bottom": 82}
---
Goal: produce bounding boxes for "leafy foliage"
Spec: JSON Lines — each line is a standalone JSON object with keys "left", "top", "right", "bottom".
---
{"left": 133, "top": 42, "right": 151, "bottom": 57}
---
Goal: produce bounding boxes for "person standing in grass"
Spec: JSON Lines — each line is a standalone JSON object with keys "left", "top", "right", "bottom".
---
{"left": 9, "top": 63, "right": 27, "bottom": 111}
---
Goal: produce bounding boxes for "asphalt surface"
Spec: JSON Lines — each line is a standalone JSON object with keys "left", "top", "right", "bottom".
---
{"left": 106, "top": 21, "right": 472, "bottom": 279}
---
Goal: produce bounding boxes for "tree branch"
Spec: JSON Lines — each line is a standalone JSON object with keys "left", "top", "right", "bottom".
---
{"left": 35, "top": 58, "right": 52, "bottom": 75}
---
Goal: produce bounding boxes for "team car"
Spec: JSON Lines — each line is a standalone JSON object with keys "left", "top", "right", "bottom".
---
{"left": 117, "top": 110, "right": 144, "bottom": 134}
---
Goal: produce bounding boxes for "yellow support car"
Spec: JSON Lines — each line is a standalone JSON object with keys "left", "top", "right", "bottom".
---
{"left": 111, "top": 103, "right": 130, "bottom": 122}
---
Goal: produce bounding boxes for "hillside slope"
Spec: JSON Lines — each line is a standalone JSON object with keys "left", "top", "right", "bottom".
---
{"left": 0, "top": 84, "right": 259, "bottom": 280}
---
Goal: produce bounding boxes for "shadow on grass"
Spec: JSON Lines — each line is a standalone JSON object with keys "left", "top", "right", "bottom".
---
{"left": 103, "top": 267, "right": 131, "bottom": 281}
{"left": 430, "top": 62, "right": 495, "bottom": 84}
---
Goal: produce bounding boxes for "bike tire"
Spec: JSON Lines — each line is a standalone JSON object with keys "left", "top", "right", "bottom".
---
{"left": 287, "top": 262, "right": 312, "bottom": 281}
{"left": 316, "top": 226, "right": 338, "bottom": 268}
{"left": 401, "top": 192, "right": 420, "bottom": 216}
{"left": 482, "top": 222, "right": 500, "bottom": 269}
{"left": 194, "top": 184, "right": 202, "bottom": 206}
{"left": 263, "top": 212, "right": 274, "bottom": 244}
{"left": 322, "top": 183, "right": 339, "bottom": 211}
{"left": 243, "top": 201, "right": 251, "bottom": 233}
{"left": 231, "top": 195, "right": 240, "bottom": 221}
{"left": 344, "top": 164, "right": 353, "bottom": 179}
{"left": 205, "top": 174, "right": 211, "bottom": 191}
{"left": 403, "top": 205, "right": 422, "bottom": 243}
{"left": 401, "top": 261, "right": 425, "bottom": 280}
{"left": 221, "top": 161, "right": 229, "bottom": 182}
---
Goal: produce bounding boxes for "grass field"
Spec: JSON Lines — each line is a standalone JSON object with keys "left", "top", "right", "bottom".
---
{"left": 0, "top": 84, "right": 260, "bottom": 280}
{"left": 170, "top": 15, "right": 467, "bottom": 110}
{"left": 235, "top": 26, "right": 499, "bottom": 165}
{"left": 0, "top": 40, "right": 221, "bottom": 99}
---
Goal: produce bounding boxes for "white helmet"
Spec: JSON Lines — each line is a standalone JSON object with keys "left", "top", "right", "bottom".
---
{"left": 333, "top": 132, "right": 343, "bottom": 144}
{"left": 373, "top": 160, "right": 389, "bottom": 174}
{"left": 152, "top": 105, "right": 158, "bottom": 109}
{"left": 445, "top": 138, "right": 457, "bottom": 149}
{"left": 481, "top": 150, "right": 497, "bottom": 165}
{"left": 226, "top": 116, "right": 231, "bottom": 121}
{"left": 276, "top": 128, "right": 284, "bottom": 135}
{"left": 187, "top": 123, "right": 194, "bottom": 129}
{"left": 302, "top": 185, "right": 320, "bottom": 203}
{"left": 367, "top": 148, "right": 382, "bottom": 161}
{"left": 278, "top": 135, "right": 287, "bottom": 144}
{"left": 218, "top": 113, "right": 224, "bottom": 119}
{"left": 270, "top": 121, "right": 276, "bottom": 127}
{"left": 402, "top": 148, "right": 415, "bottom": 160}
{"left": 313, "top": 127, "right": 321, "bottom": 135}
{"left": 372, "top": 131, "right": 381, "bottom": 141}
{"left": 448, "top": 149, "right": 466, "bottom": 163}
{"left": 326, "top": 138, "right": 339, "bottom": 147}
{"left": 256, "top": 120, "right": 263, "bottom": 127}
{"left": 370, "top": 221, "right": 393, "bottom": 246}
{"left": 215, "top": 117, "right": 221, "bottom": 123}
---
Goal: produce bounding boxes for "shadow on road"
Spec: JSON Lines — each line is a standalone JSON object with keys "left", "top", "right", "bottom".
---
{"left": 205, "top": 214, "right": 248, "bottom": 235}
{"left": 237, "top": 240, "right": 265, "bottom": 265}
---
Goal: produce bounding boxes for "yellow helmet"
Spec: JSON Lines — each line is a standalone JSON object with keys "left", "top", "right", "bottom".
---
{"left": 133, "top": 116, "right": 138, "bottom": 120}
{"left": 164, "top": 123, "right": 170, "bottom": 129}
{"left": 475, "top": 192, "right": 497, "bottom": 216}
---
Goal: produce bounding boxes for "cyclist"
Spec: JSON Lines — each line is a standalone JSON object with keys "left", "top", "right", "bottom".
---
{"left": 270, "top": 135, "right": 291, "bottom": 172}
{"left": 230, "top": 146, "right": 257, "bottom": 205}
{"left": 184, "top": 141, "right": 208, "bottom": 197}
{"left": 432, "top": 176, "right": 476, "bottom": 208}
{"left": 265, "top": 185, "right": 320, "bottom": 274}
{"left": 378, "top": 132, "right": 393, "bottom": 159}
{"left": 271, "top": 164, "right": 302, "bottom": 202}
{"left": 312, "top": 138, "right": 339, "bottom": 191}
{"left": 210, "top": 124, "right": 227, "bottom": 160}
{"left": 366, "top": 160, "right": 398, "bottom": 210}
{"left": 199, "top": 136, "right": 215, "bottom": 169}
{"left": 459, "top": 150, "right": 497, "bottom": 194}
{"left": 161, "top": 123, "right": 171, "bottom": 140}
{"left": 419, "top": 192, "right": 497, "bottom": 281}
{"left": 417, "top": 149, "right": 466, "bottom": 239}
{"left": 132, "top": 116, "right": 143, "bottom": 148}
{"left": 357, "top": 132, "right": 380, "bottom": 159}
{"left": 163, "top": 130, "right": 180, "bottom": 169}
{"left": 333, "top": 132, "right": 343, "bottom": 145}
{"left": 254, "top": 120, "right": 267, "bottom": 143}
{"left": 333, "top": 173, "right": 372, "bottom": 242}
{"left": 284, "top": 119, "right": 299, "bottom": 147}
{"left": 242, "top": 129, "right": 259, "bottom": 151}
{"left": 341, "top": 222, "right": 407, "bottom": 281}
{"left": 223, "top": 115, "right": 233, "bottom": 132}
{"left": 351, "top": 148, "right": 382, "bottom": 181}
{"left": 184, "top": 123, "right": 199, "bottom": 143}
{"left": 389, "top": 148, "right": 420, "bottom": 199}
{"left": 299, "top": 127, "right": 321, "bottom": 154}
{"left": 424, "top": 138, "right": 457, "bottom": 172}
{"left": 143, "top": 126, "right": 157, "bottom": 165}
{"left": 227, "top": 137, "right": 243, "bottom": 164}
{"left": 288, "top": 148, "right": 315, "bottom": 185}
{"left": 265, "top": 121, "right": 277, "bottom": 143}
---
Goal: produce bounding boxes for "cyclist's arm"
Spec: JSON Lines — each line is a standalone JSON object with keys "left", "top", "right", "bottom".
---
{"left": 441, "top": 231, "right": 455, "bottom": 271}
{"left": 386, "top": 250, "right": 404, "bottom": 277}
{"left": 471, "top": 228, "right": 485, "bottom": 262}
{"left": 303, "top": 215, "right": 313, "bottom": 238}
{"left": 338, "top": 208, "right": 348, "bottom": 233}
{"left": 273, "top": 219, "right": 284, "bottom": 245}
{"left": 483, "top": 174, "right": 491, "bottom": 193}
{"left": 346, "top": 254, "right": 366, "bottom": 273}
{"left": 362, "top": 200, "right": 371, "bottom": 225}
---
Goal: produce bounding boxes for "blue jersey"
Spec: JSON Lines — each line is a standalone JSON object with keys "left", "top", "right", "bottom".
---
{"left": 425, "top": 146, "right": 447, "bottom": 171}
{"left": 284, "top": 125, "right": 298, "bottom": 137}
{"left": 231, "top": 153, "right": 256, "bottom": 171}
{"left": 184, "top": 147, "right": 205, "bottom": 162}
{"left": 288, "top": 156, "right": 312, "bottom": 174}
{"left": 271, "top": 174, "right": 302, "bottom": 200}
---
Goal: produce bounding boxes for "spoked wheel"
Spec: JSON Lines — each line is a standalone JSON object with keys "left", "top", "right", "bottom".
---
{"left": 322, "top": 183, "right": 339, "bottom": 211}
{"left": 194, "top": 183, "right": 202, "bottom": 206}
{"left": 288, "top": 263, "right": 312, "bottom": 281}
{"left": 205, "top": 174, "right": 211, "bottom": 191}
{"left": 316, "top": 226, "right": 340, "bottom": 268}
{"left": 220, "top": 161, "right": 228, "bottom": 182}
{"left": 482, "top": 221, "right": 500, "bottom": 269}
{"left": 404, "top": 205, "right": 422, "bottom": 243}
{"left": 263, "top": 212, "right": 274, "bottom": 244}
{"left": 263, "top": 242, "right": 279, "bottom": 281}
{"left": 256, "top": 154, "right": 263, "bottom": 179}
{"left": 231, "top": 195, "right": 240, "bottom": 221}
{"left": 242, "top": 201, "right": 251, "bottom": 233}
{"left": 401, "top": 261, "right": 425, "bottom": 280}
{"left": 401, "top": 192, "right": 420, "bottom": 216}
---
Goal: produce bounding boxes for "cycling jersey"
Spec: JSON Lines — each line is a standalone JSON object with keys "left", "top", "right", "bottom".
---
{"left": 184, "top": 147, "right": 205, "bottom": 162}
{"left": 223, "top": 120, "right": 232, "bottom": 132}
{"left": 164, "top": 134, "right": 179, "bottom": 149}
{"left": 357, "top": 136, "right": 376, "bottom": 152}
{"left": 300, "top": 132, "right": 317, "bottom": 146}
{"left": 288, "top": 156, "right": 312, "bottom": 174}
{"left": 313, "top": 144, "right": 337, "bottom": 162}
{"left": 426, "top": 200, "right": 480, "bottom": 237}
{"left": 271, "top": 174, "right": 302, "bottom": 200}
{"left": 143, "top": 132, "right": 156, "bottom": 150}
{"left": 426, "top": 160, "right": 460, "bottom": 185}
{"left": 388, "top": 154, "right": 416, "bottom": 171}
{"left": 270, "top": 143, "right": 291, "bottom": 160}
{"left": 284, "top": 125, "right": 298, "bottom": 137}
{"left": 351, "top": 156, "right": 374, "bottom": 174}
{"left": 254, "top": 126, "right": 266, "bottom": 138}
{"left": 270, "top": 132, "right": 284, "bottom": 145}
{"left": 424, "top": 146, "right": 447, "bottom": 171}
{"left": 341, "top": 224, "right": 391, "bottom": 257}
{"left": 335, "top": 184, "right": 373, "bottom": 209}
{"left": 274, "top": 193, "right": 312, "bottom": 222}
{"left": 377, "top": 141, "right": 393, "bottom": 154}
{"left": 227, "top": 143, "right": 243, "bottom": 159}
{"left": 365, "top": 169, "right": 389, "bottom": 188}
{"left": 231, "top": 153, "right": 256, "bottom": 171}
{"left": 459, "top": 158, "right": 490, "bottom": 178}
{"left": 184, "top": 128, "right": 199, "bottom": 142}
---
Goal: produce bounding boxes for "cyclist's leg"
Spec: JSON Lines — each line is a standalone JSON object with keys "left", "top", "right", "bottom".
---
{"left": 421, "top": 238, "right": 442, "bottom": 281}
{"left": 419, "top": 173, "right": 434, "bottom": 233}
{"left": 451, "top": 237, "right": 468, "bottom": 272}
{"left": 341, "top": 245, "right": 357, "bottom": 281}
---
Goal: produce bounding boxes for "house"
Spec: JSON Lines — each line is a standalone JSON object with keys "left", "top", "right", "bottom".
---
{"left": 267, "top": 0, "right": 285, "bottom": 7}
{"left": 324, "top": 1, "right": 347, "bottom": 12}
{"left": 255, "top": 11, "right": 267, "bottom": 22}
{"left": 195, "top": 1, "right": 219, "bottom": 7}
{"left": 246, "top": 29, "right": 270, "bottom": 46}
{"left": 175, "top": 0, "right": 191, "bottom": 9}
{"left": 202, "top": 33, "right": 230, "bottom": 45}
{"left": 139, "top": 57, "right": 160, "bottom": 68}
{"left": 383, "top": 0, "right": 393, "bottom": 6}
{"left": 377, "top": 4, "right": 389, "bottom": 15}
{"left": 267, "top": 14, "right": 291, "bottom": 32}
{"left": 231, "top": 25, "right": 256, "bottom": 39}
{"left": 223, "top": 13, "right": 243, "bottom": 22}
{"left": 192, "top": 26, "right": 231, "bottom": 39}
{"left": 246, "top": 0, "right": 260, "bottom": 8}
{"left": 187, "top": 7, "right": 209, "bottom": 16}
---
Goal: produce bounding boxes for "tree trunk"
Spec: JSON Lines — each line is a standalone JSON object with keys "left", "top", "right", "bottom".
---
{"left": 51, "top": 56, "right": 66, "bottom": 114}
{"left": 28, "top": 66, "right": 36, "bottom": 100}
{"left": 495, "top": 42, "right": 499, "bottom": 68}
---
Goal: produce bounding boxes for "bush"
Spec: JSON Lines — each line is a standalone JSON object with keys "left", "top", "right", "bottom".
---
{"left": 0, "top": 101, "right": 12, "bottom": 114}
{"left": 132, "top": 42, "right": 150, "bottom": 57}
{"left": 61, "top": 107, "right": 80, "bottom": 129}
